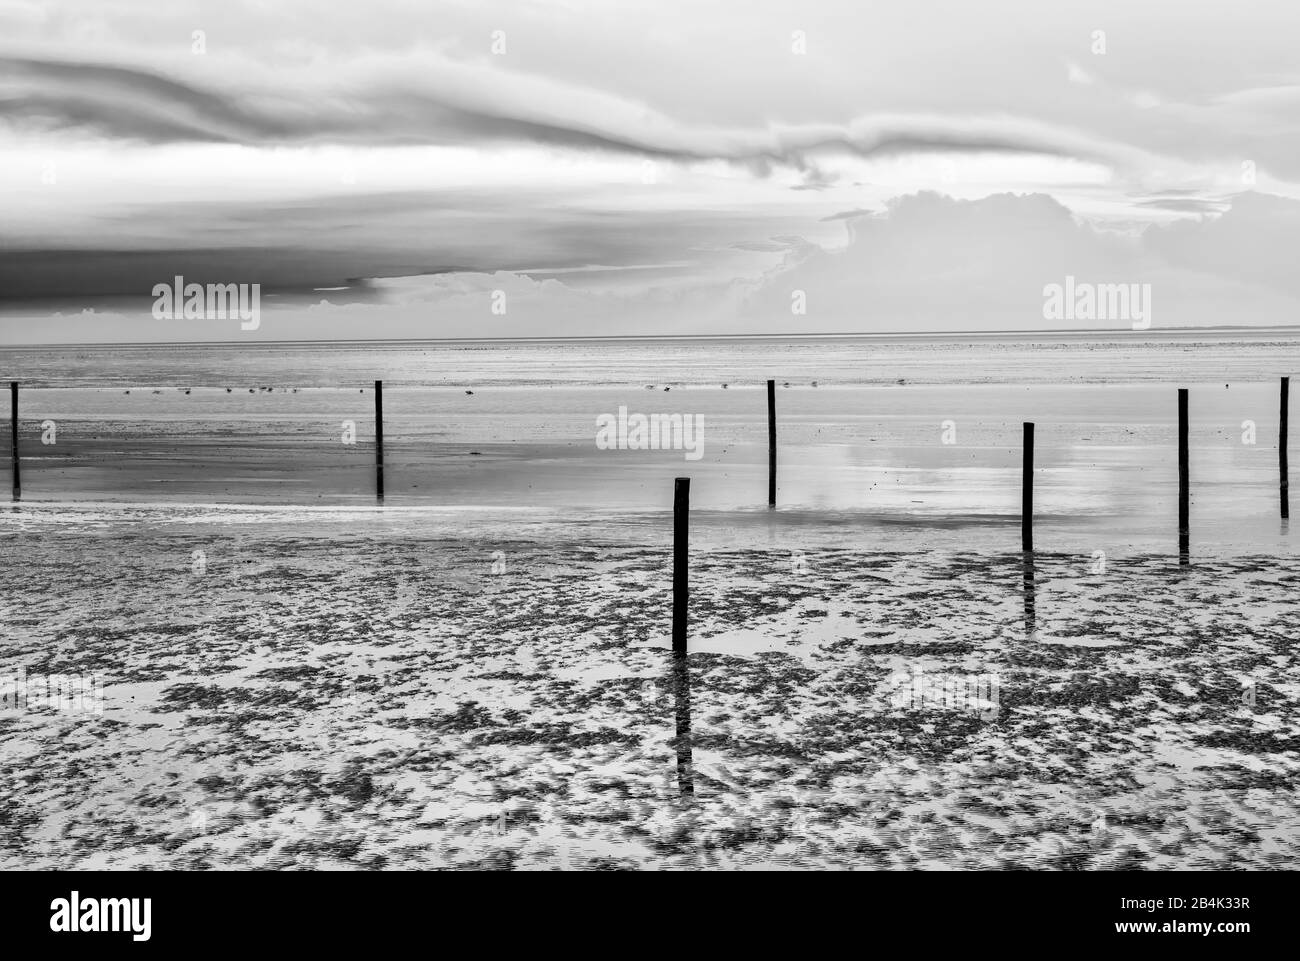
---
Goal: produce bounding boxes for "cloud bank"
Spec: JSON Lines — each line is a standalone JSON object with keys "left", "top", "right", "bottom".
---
{"left": 6, "top": 191, "right": 1300, "bottom": 343}
{"left": 737, "top": 191, "right": 1300, "bottom": 332}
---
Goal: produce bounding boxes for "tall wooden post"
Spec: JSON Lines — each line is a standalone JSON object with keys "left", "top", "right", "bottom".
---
{"left": 1022, "top": 552, "right": 1036, "bottom": 639}
{"left": 374, "top": 380, "right": 384, "bottom": 503}
{"left": 673, "top": 477, "right": 690, "bottom": 653}
{"left": 672, "top": 650, "right": 694, "bottom": 797}
{"left": 767, "top": 379, "right": 776, "bottom": 508}
{"left": 9, "top": 382, "right": 18, "bottom": 502}
{"left": 1281, "top": 376, "right": 1290, "bottom": 520}
{"left": 1021, "top": 422, "right": 1034, "bottom": 552}
{"left": 1178, "top": 388, "right": 1189, "bottom": 562}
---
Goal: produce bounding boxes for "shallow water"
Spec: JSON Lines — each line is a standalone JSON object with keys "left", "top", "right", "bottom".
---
{"left": 3, "top": 376, "right": 1295, "bottom": 556}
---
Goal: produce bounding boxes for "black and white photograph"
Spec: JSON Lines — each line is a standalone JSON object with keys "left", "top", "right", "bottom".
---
{"left": 0, "top": 0, "right": 1294, "bottom": 939}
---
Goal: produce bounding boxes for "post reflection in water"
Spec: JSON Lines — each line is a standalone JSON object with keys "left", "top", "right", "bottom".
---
{"left": 1021, "top": 551, "right": 1036, "bottom": 640}
{"left": 670, "top": 651, "right": 694, "bottom": 798}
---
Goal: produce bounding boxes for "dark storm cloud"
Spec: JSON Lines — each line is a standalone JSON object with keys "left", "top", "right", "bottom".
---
{"left": 0, "top": 188, "right": 818, "bottom": 302}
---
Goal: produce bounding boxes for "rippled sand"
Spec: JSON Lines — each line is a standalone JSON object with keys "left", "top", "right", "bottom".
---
{"left": 1, "top": 508, "right": 1295, "bottom": 870}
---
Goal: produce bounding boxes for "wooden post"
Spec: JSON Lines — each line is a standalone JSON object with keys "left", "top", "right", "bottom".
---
{"left": 767, "top": 379, "right": 776, "bottom": 508}
{"left": 1282, "top": 376, "right": 1290, "bottom": 520}
{"left": 1021, "top": 552, "right": 1036, "bottom": 639}
{"left": 1021, "top": 422, "right": 1034, "bottom": 552}
{"left": 673, "top": 477, "right": 689, "bottom": 653}
{"left": 9, "top": 382, "right": 18, "bottom": 502}
{"left": 374, "top": 379, "right": 384, "bottom": 503}
{"left": 672, "top": 650, "right": 694, "bottom": 797}
{"left": 1178, "top": 388, "right": 1189, "bottom": 562}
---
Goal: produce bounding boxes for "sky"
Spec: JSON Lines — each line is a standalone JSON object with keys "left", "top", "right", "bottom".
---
{"left": 2, "top": 0, "right": 1300, "bottom": 342}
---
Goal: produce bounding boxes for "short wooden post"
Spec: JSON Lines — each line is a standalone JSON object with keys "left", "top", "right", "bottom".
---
{"left": 9, "top": 382, "right": 18, "bottom": 502}
{"left": 1178, "top": 388, "right": 1189, "bottom": 562}
{"left": 374, "top": 380, "right": 384, "bottom": 503}
{"left": 673, "top": 477, "right": 689, "bottom": 653}
{"left": 1021, "top": 422, "right": 1034, "bottom": 552}
{"left": 767, "top": 379, "right": 776, "bottom": 508}
{"left": 1281, "top": 376, "right": 1290, "bottom": 520}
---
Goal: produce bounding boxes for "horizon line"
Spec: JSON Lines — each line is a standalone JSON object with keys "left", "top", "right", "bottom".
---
{"left": 5, "top": 324, "right": 1300, "bottom": 351}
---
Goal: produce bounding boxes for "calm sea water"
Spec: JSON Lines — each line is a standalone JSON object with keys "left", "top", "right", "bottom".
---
{"left": 2, "top": 331, "right": 1298, "bottom": 556}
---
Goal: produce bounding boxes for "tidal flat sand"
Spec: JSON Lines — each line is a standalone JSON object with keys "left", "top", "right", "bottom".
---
{"left": 0, "top": 507, "right": 1297, "bottom": 869}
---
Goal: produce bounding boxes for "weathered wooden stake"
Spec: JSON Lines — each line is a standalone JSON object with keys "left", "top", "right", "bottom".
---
{"left": 9, "top": 381, "right": 19, "bottom": 502}
{"left": 1021, "top": 422, "right": 1034, "bottom": 552}
{"left": 1178, "top": 387, "right": 1189, "bottom": 562}
{"left": 1281, "top": 376, "right": 1290, "bottom": 520}
{"left": 673, "top": 477, "right": 690, "bottom": 653}
{"left": 767, "top": 379, "right": 776, "bottom": 508}
{"left": 374, "top": 379, "right": 384, "bottom": 503}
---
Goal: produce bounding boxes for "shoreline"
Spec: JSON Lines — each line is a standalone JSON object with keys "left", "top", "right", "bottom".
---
{"left": 6, "top": 324, "right": 1300, "bottom": 352}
